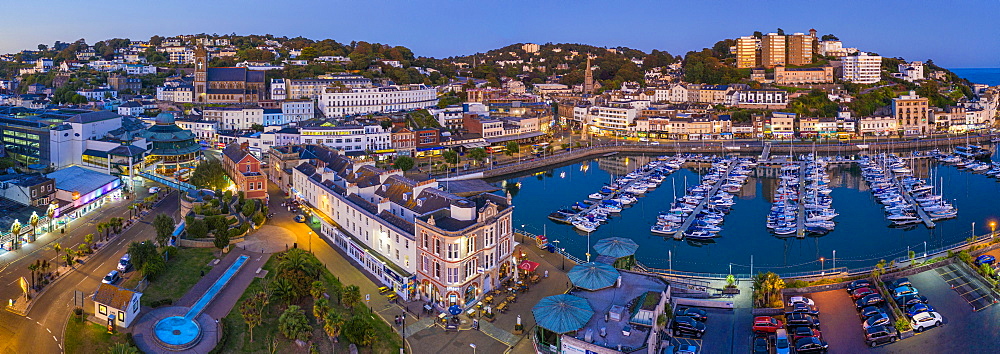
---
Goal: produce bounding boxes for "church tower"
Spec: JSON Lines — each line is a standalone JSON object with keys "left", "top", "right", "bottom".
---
{"left": 583, "top": 54, "right": 594, "bottom": 95}
{"left": 194, "top": 45, "right": 207, "bottom": 102}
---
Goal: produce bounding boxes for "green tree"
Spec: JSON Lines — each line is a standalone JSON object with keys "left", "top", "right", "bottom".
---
{"left": 278, "top": 305, "right": 312, "bottom": 341}
{"left": 310, "top": 280, "right": 326, "bottom": 299}
{"left": 342, "top": 285, "right": 361, "bottom": 309}
{"left": 240, "top": 291, "right": 269, "bottom": 343}
{"left": 190, "top": 157, "right": 229, "bottom": 190}
{"left": 62, "top": 249, "right": 76, "bottom": 267}
{"left": 213, "top": 225, "right": 230, "bottom": 252}
{"left": 108, "top": 343, "right": 140, "bottom": 354}
{"left": 467, "top": 147, "right": 487, "bottom": 164}
{"left": 142, "top": 255, "right": 167, "bottom": 280}
{"left": 342, "top": 314, "right": 378, "bottom": 346}
{"left": 299, "top": 47, "right": 319, "bottom": 60}
{"left": 393, "top": 156, "right": 414, "bottom": 171}
{"left": 313, "top": 298, "right": 330, "bottom": 322}
{"left": 504, "top": 142, "right": 520, "bottom": 156}
{"left": 127, "top": 241, "right": 158, "bottom": 273}
{"left": 242, "top": 199, "right": 257, "bottom": 217}
{"left": 324, "top": 311, "right": 344, "bottom": 343}
{"left": 275, "top": 249, "right": 322, "bottom": 300}
{"left": 187, "top": 219, "right": 208, "bottom": 239}
{"left": 250, "top": 123, "right": 265, "bottom": 132}
{"left": 27, "top": 261, "right": 40, "bottom": 290}
{"left": 84, "top": 234, "right": 95, "bottom": 252}
{"left": 751, "top": 272, "right": 785, "bottom": 308}
{"left": 153, "top": 213, "right": 174, "bottom": 246}
{"left": 442, "top": 150, "right": 459, "bottom": 166}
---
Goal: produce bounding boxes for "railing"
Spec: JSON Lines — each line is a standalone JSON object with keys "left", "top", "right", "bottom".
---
{"left": 137, "top": 171, "right": 196, "bottom": 192}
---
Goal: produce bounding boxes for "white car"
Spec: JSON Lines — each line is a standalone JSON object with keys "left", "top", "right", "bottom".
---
{"left": 650, "top": 141, "right": 660, "bottom": 145}
{"left": 639, "top": 137, "right": 649, "bottom": 142}
{"left": 788, "top": 296, "right": 815, "bottom": 307}
{"left": 149, "top": 187, "right": 161, "bottom": 194}
{"left": 910, "top": 311, "right": 943, "bottom": 332}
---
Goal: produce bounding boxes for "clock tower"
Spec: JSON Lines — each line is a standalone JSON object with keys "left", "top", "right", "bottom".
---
{"left": 194, "top": 45, "right": 207, "bottom": 102}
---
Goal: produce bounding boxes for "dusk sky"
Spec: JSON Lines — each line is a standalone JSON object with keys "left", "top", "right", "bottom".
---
{"left": 4, "top": 0, "right": 999, "bottom": 68}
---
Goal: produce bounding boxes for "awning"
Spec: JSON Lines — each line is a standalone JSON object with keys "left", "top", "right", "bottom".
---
{"left": 567, "top": 262, "right": 620, "bottom": 291}
{"left": 593, "top": 237, "right": 639, "bottom": 258}
{"left": 461, "top": 141, "right": 490, "bottom": 149}
{"left": 518, "top": 260, "right": 540, "bottom": 272}
{"left": 484, "top": 131, "right": 546, "bottom": 144}
{"left": 532, "top": 294, "right": 595, "bottom": 334}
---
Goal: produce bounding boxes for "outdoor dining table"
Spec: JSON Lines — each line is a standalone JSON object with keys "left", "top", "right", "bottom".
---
{"left": 496, "top": 301, "right": 508, "bottom": 313}
{"left": 507, "top": 295, "right": 517, "bottom": 303}
{"left": 484, "top": 295, "right": 494, "bottom": 304}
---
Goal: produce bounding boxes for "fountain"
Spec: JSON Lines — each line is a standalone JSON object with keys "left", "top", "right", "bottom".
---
{"left": 152, "top": 255, "right": 249, "bottom": 350}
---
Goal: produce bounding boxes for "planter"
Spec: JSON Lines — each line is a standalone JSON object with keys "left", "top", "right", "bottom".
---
{"left": 899, "top": 329, "right": 915, "bottom": 340}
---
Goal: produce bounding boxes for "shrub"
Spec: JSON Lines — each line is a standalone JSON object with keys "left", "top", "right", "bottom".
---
{"left": 894, "top": 317, "right": 911, "bottom": 332}
{"left": 784, "top": 279, "right": 808, "bottom": 288}
{"left": 278, "top": 305, "right": 312, "bottom": 341}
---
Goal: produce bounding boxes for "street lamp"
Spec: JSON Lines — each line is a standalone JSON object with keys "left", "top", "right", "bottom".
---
{"left": 819, "top": 257, "right": 825, "bottom": 274}
{"left": 991, "top": 221, "right": 997, "bottom": 239}
{"left": 400, "top": 312, "right": 406, "bottom": 354}
{"left": 552, "top": 240, "right": 563, "bottom": 270}
{"left": 469, "top": 343, "right": 477, "bottom": 354}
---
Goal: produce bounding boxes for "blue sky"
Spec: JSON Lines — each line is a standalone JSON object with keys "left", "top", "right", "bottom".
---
{"left": 4, "top": 0, "right": 998, "bottom": 67}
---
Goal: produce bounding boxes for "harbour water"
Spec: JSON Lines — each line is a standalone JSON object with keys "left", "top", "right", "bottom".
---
{"left": 950, "top": 68, "right": 1000, "bottom": 86}
{"left": 496, "top": 147, "right": 1000, "bottom": 275}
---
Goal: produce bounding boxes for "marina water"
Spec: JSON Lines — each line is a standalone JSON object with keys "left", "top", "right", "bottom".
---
{"left": 497, "top": 148, "right": 1000, "bottom": 275}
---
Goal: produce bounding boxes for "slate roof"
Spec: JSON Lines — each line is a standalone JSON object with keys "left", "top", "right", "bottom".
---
{"left": 222, "top": 143, "right": 252, "bottom": 163}
{"left": 66, "top": 110, "right": 121, "bottom": 124}
{"left": 93, "top": 283, "right": 138, "bottom": 310}
{"left": 107, "top": 144, "right": 146, "bottom": 157}
{"left": 206, "top": 67, "right": 265, "bottom": 83}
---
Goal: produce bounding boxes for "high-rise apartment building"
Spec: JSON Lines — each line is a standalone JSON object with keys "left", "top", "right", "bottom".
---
{"left": 786, "top": 33, "right": 814, "bottom": 66}
{"left": 736, "top": 36, "right": 760, "bottom": 69}
{"left": 760, "top": 34, "right": 786, "bottom": 68}
{"left": 842, "top": 52, "right": 883, "bottom": 84}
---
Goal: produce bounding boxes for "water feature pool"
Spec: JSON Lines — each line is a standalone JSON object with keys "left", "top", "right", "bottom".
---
{"left": 497, "top": 150, "right": 1000, "bottom": 275}
{"left": 153, "top": 254, "right": 249, "bottom": 350}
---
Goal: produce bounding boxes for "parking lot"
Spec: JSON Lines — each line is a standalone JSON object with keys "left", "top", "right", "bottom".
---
{"left": 800, "top": 289, "right": 870, "bottom": 353}
{"left": 934, "top": 262, "right": 998, "bottom": 311}
{"left": 671, "top": 306, "right": 740, "bottom": 353}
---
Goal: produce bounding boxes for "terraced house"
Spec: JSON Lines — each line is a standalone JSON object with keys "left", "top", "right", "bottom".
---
{"left": 282, "top": 144, "right": 514, "bottom": 307}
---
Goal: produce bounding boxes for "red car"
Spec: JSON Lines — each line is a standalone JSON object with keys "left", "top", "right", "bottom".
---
{"left": 850, "top": 287, "right": 877, "bottom": 300}
{"left": 790, "top": 326, "right": 822, "bottom": 342}
{"left": 752, "top": 316, "right": 784, "bottom": 333}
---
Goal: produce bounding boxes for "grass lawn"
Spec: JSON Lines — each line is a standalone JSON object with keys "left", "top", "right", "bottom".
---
{"left": 215, "top": 250, "right": 402, "bottom": 354}
{"left": 141, "top": 247, "right": 217, "bottom": 307}
{"left": 64, "top": 316, "right": 129, "bottom": 354}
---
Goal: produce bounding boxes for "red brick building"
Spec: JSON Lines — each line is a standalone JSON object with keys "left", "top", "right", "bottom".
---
{"left": 222, "top": 143, "right": 267, "bottom": 199}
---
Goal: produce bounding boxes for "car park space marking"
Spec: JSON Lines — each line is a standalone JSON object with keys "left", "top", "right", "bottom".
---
{"left": 672, "top": 337, "right": 702, "bottom": 348}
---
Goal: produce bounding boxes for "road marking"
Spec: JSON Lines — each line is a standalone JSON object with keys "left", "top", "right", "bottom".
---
{"left": 37, "top": 321, "right": 42, "bottom": 326}
{"left": 53, "top": 335, "right": 57, "bottom": 342}
{"left": 26, "top": 316, "right": 31, "bottom": 320}
{"left": 47, "top": 328, "right": 51, "bottom": 333}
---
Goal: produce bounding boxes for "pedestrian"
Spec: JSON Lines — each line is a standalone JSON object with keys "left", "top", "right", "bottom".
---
{"left": 544, "top": 270, "right": 549, "bottom": 278}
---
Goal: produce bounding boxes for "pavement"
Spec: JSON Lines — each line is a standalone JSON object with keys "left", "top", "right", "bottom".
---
{"left": 0, "top": 190, "right": 179, "bottom": 354}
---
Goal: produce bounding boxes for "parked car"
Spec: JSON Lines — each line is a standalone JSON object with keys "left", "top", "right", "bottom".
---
{"left": 891, "top": 277, "right": 912, "bottom": 288}
{"left": 787, "top": 296, "right": 816, "bottom": 307}
{"left": 671, "top": 316, "right": 706, "bottom": 338}
{"left": 102, "top": 270, "right": 121, "bottom": 284}
{"left": 785, "top": 313, "right": 820, "bottom": 328}
{"left": 910, "top": 311, "right": 944, "bottom": 332}
{"left": 774, "top": 329, "right": 791, "bottom": 354}
{"left": 787, "top": 302, "right": 820, "bottom": 316}
{"left": 752, "top": 335, "right": 771, "bottom": 354}
{"left": 892, "top": 285, "right": 919, "bottom": 298}
{"left": 906, "top": 303, "right": 936, "bottom": 317}
{"left": 673, "top": 345, "right": 696, "bottom": 354}
{"left": 847, "top": 279, "right": 873, "bottom": 292}
{"left": 117, "top": 254, "right": 132, "bottom": 272}
{"left": 675, "top": 307, "right": 708, "bottom": 322}
{"left": 864, "top": 325, "right": 899, "bottom": 347}
{"left": 850, "top": 287, "right": 877, "bottom": 300}
{"left": 863, "top": 312, "right": 890, "bottom": 329}
{"left": 794, "top": 336, "right": 829, "bottom": 353}
{"left": 856, "top": 293, "right": 885, "bottom": 309}
{"left": 294, "top": 214, "right": 306, "bottom": 223}
{"left": 895, "top": 294, "right": 929, "bottom": 307}
{"left": 148, "top": 187, "right": 160, "bottom": 194}
{"left": 790, "top": 326, "right": 821, "bottom": 342}
{"left": 859, "top": 306, "right": 885, "bottom": 320}
{"left": 975, "top": 254, "right": 996, "bottom": 266}
{"left": 752, "top": 316, "right": 783, "bottom": 333}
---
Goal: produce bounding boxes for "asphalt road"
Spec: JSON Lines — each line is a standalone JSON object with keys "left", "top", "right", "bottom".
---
{"left": 0, "top": 192, "right": 178, "bottom": 354}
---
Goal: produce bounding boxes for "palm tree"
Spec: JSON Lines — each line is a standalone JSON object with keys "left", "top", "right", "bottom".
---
{"left": 872, "top": 259, "right": 887, "bottom": 280}
{"left": 313, "top": 298, "right": 329, "bottom": 323}
{"left": 10, "top": 219, "right": 22, "bottom": 248}
{"left": 46, "top": 202, "right": 57, "bottom": 233}
{"left": 95, "top": 223, "right": 106, "bottom": 242}
{"left": 28, "top": 212, "right": 39, "bottom": 241}
{"left": 323, "top": 311, "right": 344, "bottom": 343}
{"left": 751, "top": 272, "right": 785, "bottom": 308}
{"left": 28, "top": 260, "right": 41, "bottom": 290}
{"left": 310, "top": 281, "right": 325, "bottom": 299}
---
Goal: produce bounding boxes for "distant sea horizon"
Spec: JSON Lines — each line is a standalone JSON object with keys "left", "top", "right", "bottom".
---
{"left": 949, "top": 68, "right": 1000, "bottom": 86}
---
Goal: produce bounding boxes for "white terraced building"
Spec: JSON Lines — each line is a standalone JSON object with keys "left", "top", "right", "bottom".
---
{"left": 319, "top": 84, "right": 438, "bottom": 117}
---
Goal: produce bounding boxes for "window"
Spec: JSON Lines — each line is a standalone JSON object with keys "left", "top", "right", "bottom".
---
{"left": 466, "top": 236, "right": 475, "bottom": 254}
{"left": 99, "top": 305, "right": 107, "bottom": 315}
{"left": 446, "top": 243, "right": 458, "bottom": 259}
{"left": 434, "top": 262, "right": 441, "bottom": 278}
{"left": 422, "top": 256, "right": 429, "bottom": 272}
{"left": 446, "top": 267, "right": 459, "bottom": 283}
{"left": 118, "top": 311, "right": 125, "bottom": 323}
{"left": 435, "top": 239, "right": 441, "bottom": 255}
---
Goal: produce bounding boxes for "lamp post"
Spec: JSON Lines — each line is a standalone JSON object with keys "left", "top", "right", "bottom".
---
{"left": 400, "top": 312, "right": 406, "bottom": 354}
{"left": 552, "top": 240, "right": 563, "bottom": 270}
{"left": 991, "top": 221, "right": 997, "bottom": 239}
{"left": 469, "top": 343, "right": 477, "bottom": 354}
{"left": 820, "top": 257, "right": 825, "bottom": 274}
{"left": 832, "top": 250, "right": 836, "bottom": 269}
{"left": 924, "top": 241, "right": 927, "bottom": 259}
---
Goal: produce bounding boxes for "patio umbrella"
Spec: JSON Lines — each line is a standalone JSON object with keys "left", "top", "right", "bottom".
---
{"left": 448, "top": 305, "right": 462, "bottom": 315}
{"left": 593, "top": 237, "right": 639, "bottom": 258}
{"left": 518, "top": 260, "right": 540, "bottom": 272}
{"left": 532, "top": 294, "right": 594, "bottom": 334}
{"left": 567, "top": 262, "right": 620, "bottom": 291}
